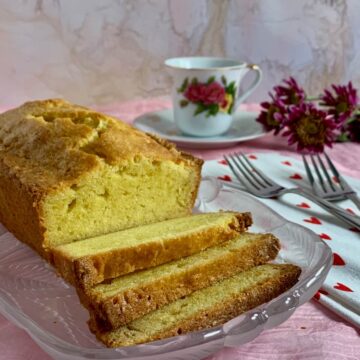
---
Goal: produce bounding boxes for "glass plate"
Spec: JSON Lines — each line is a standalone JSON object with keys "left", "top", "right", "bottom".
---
{"left": 0, "top": 178, "right": 332, "bottom": 360}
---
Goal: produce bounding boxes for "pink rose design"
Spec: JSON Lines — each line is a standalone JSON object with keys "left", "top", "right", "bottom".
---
{"left": 184, "top": 82, "right": 226, "bottom": 105}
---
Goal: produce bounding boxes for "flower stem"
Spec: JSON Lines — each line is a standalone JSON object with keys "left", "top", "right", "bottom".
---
{"left": 306, "top": 96, "right": 321, "bottom": 101}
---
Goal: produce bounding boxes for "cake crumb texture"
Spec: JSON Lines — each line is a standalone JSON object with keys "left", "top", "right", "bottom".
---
{"left": 51, "top": 211, "right": 252, "bottom": 288}
{"left": 82, "top": 232, "right": 280, "bottom": 330}
{"left": 90, "top": 264, "right": 301, "bottom": 347}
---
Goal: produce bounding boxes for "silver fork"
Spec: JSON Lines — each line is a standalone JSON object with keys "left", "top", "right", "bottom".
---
{"left": 224, "top": 152, "right": 360, "bottom": 230}
{"left": 302, "top": 153, "right": 360, "bottom": 211}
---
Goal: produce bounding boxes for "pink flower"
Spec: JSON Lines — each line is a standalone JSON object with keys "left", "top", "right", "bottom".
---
{"left": 274, "top": 77, "right": 306, "bottom": 105}
{"left": 256, "top": 77, "right": 306, "bottom": 135}
{"left": 256, "top": 94, "right": 288, "bottom": 134}
{"left": 184, "top": 82, "right": 225, "bottom": 105}
{"left": 321, "top": 82, "right": 357, "bottom": 124}
{"left": 283, "top": 103, "right": 339, "bottom": 153}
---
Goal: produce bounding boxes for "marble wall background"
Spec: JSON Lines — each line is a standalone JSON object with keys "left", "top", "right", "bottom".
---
{"left": 0, "top": 0, "right": 359, "bottom": 108}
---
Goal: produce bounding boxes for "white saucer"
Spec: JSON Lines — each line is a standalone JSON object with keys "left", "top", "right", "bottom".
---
{"left": 133, "top": 108, "right": 266, "bottom": 149}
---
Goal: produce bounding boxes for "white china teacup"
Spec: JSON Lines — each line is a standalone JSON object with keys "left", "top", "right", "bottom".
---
{"left": 165, "top": 57, "right": 262, "bottom": 137}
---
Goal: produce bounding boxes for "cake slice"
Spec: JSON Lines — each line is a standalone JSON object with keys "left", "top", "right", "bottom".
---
{"left": 81, "top": 232, "right": 280, "bottom": 330}
{"left": 51, "top": 211, "right": 252, "bottom": 288}
{"left": 0, "top": 99, "right": 202, "bottom": 258}
{"left": 90, "top": 264, "right": 301, "bottom": 347}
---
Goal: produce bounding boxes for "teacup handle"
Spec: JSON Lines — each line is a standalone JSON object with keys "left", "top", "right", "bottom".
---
{"left": 235, "top": 64, "right": 262, "bottom": 109}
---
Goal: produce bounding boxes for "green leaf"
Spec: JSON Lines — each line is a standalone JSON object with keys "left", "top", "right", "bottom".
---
{"left": 228, "top": 94, "right": 236, "bottom": 114}
{"left": 226, "top": 81, "right": 236, "bottom": 93}
{"left": 209, "top": 103, "right": 219, "bottom": 115}
{"left": 221, "top": 75, "right": 227, "bottom": 86}
{"left": 346, "top": 116, "right": 358, "bottom": 125}
{"left": 207, "top": 76, "right": 216, "bottom": 84}
{"left": 191, "top": 77, "right": 199, "bottom": 85}
{"left": 336, "top": 132, "right": 350, "bottom": 142}
{"left": 205, "top": 104, "right": 219, "bottom": 117}
{"left": 225, "top": 82, "right": 237, "bottom": 114}
{"left": 179, "top": 100, "right": 189, "bottom": 107}
{"left": 228, "top": 100, "right": 235, "bottom": 114}
{"left": 194, "top": 103, "right": 206, "bottom": 116}
{"left": 177, "top": 78, "right": 189, "bottom": 93}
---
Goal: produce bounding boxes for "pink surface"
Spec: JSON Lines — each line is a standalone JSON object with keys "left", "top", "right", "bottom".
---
{"left": 98, "top": 98, "right": 360, "bottom": 178}
{"left": 1, "top": 98, "right": 359, "bottom": 360}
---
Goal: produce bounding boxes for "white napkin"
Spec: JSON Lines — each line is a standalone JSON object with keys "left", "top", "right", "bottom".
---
{"left": 202, "top": 153, "right": 360, "bottom": 328}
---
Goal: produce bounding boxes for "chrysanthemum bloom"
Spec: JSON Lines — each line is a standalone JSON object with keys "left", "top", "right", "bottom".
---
{"left": 256, "top": 94, "right": 287, "bottom": 134}
{"left": 283, "top": 103, "right": 338, "bottom": 153}
{"left": 274, "top": 77, "right": 306, "bottom": 105}
{"left": 321, "top": 82, "right": 358, "bottom": 124}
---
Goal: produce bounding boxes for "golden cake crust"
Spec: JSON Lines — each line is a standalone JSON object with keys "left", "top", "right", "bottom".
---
{"left": 0, "top": 99, "right": 203, "bottom": 256}
{"left": 0, "top": 158, "right": 46, "bottom": 255}
{"left": 0, "top": 99, "right": 201, "bottom": 193}
{"left": 80, "top": 233, "right": 280, "bottom": 331}
{"left": 51, "top": 211, "right": 252, "bottom": 289}
{"left": 90, "top": 264, "right": 301, "bottom": 347}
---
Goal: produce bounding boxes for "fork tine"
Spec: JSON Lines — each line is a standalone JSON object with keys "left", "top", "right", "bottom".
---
{"left": 302, "top": 155, "right": 315, "bottom": 186}
{"left": 235, "top": 153, "right": 269, "bottom": 188}
{"left": 232, "top": 153, "right": 267, "bottom": 189}
{"left": 323, "top": 152, "right": 340, "bottom": 177}
{"left": 224, "top": 155, "right": 260, "bottom": 191}
{"left": 238, "top": 152, "right": 275, "bottom": 187}
{"left": 316, "top": 154, "right": 336, "bottom": 192}
{"left": 323, "top": 152, "right": 350, "bottom": 191}
{"left": 310, "top": 155, "right": 327, "bottom": 192}
{"left": 223, "top": 155, "right": 243, "bottom": 184}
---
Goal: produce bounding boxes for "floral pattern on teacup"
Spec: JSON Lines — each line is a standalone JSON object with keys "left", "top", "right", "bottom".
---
{"left": 177, "top": 76, "right": 237, "bottom": 117}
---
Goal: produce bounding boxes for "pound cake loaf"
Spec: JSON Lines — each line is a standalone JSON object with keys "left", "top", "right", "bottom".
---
{"left": 0, "top": 99, "right": 203, "bottom": 257}
{"left": 90, "top": 264, "right": 301, "bottom": 347}
{"left": 51, "top": 211, "right": 252, "bottom": 288}
{"left": 81, "top": 232, "right": 280, "bottom": 331}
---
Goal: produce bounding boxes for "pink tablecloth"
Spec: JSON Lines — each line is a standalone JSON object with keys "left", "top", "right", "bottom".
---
{"left": 1, "top": 98, "right": 359, "bottom": 360}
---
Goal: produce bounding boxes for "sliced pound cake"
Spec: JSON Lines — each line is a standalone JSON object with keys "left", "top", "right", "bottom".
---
{"left": 51, "top": 211, "right": 252, "bottom": 288}
{"left": 90, "top": 264, "right": 301, "bottom": 347}
{"left": 80, "top": 232, "right": 280, "bottom": 330}
{"left": 0, "top": 99, "right": 202, "bottom": 258}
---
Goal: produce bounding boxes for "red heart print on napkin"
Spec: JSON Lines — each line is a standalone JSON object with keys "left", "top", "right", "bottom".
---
{"left": 304, "top": 217, "right": 322, "bottom": 225}
{"left": 218, "top": 175, "right": 232, "bottom": 182}
{"left": 319, "top": 233, "right": 332, "bottom": 240}
{"left": 346, "top": 208, "right": 355, "bottom": 215}
{"left": 313, "top": 289, "right": 329, "bottom": 301}
{"left": 248, "top": 154, "right": 257, "bottom": 160}
{"left": 297, "top": 202, "right": 310, "bottom": 209}
{"left": 281, "top": 161, "right": 292, "bottom": 166}
{"left": 333, "top": 253, "right": 345, "bottom": 266}
{"left": 349, "top": 227, "right": 360, "bottom": 233}
{"left": 290, "top": 173, "right": 303, "bottom": 180}
{"left": 218, "top": 159, "right": 228, "bottom": 165}
{"left": 334, "top": 283, "right": 353, "bottom": 292}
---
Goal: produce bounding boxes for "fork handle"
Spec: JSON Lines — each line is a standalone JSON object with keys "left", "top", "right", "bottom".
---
{"left": 283, "top": 187, "right": 360, "bottom": 230}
